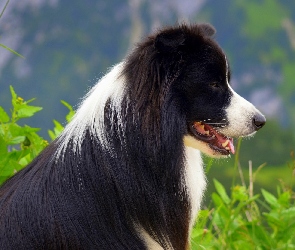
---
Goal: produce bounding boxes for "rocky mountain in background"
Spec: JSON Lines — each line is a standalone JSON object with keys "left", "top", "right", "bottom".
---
{"left": 0, "top": 0, "right": 294, "bottom": 165}
{"left": 0, "top": 0, "right": 206, "bottom": 128}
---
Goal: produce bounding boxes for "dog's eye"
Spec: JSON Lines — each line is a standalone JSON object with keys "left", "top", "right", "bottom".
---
{"left": 210, "top": 82, "right": 220, "bottom": 88}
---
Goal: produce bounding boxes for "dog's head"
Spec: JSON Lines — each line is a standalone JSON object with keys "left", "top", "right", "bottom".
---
{"left": 153, "top": 23, "right": 266, "bottom": 157}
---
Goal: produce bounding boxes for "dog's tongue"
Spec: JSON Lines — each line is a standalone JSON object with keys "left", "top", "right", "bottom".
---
{"left": 228, "top": 139, "right": 235, "bottom": 154}
{"left": 213, "top": 131, "right": 235, "bottom": 154}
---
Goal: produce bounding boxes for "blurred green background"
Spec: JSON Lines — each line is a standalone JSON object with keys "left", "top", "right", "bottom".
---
{"left": 0, "top": 0, "right": 294, "bottom": 196}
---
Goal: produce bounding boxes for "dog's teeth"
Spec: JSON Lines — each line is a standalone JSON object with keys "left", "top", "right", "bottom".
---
{"left": 204, "top": 130, "right": 210, "bottom": 135}
{"left": 222, "top": 140, "right": 229, "bottom": 147}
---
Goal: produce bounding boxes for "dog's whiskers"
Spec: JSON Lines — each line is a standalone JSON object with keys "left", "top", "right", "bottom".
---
{"left": 206, "top": 123, "right": 227, "bottom": 128}
{"left": 204, "top": 122, "right": 227, "bottom": 125}
{"left": 200, "top": 120, "right": 228, "bottom": 128}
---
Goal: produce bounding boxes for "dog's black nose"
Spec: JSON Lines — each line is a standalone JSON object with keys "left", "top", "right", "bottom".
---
{"left": 253, "top": 113, "right": 266, "bottom": 130}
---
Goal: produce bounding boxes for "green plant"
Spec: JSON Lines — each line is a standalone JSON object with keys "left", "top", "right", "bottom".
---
{"left": 191, "top": 149, "right": 295, "bottom": 249}
{"left": 0, "top": 87, "right": 73, "bottom": 185}
{"left": 0, "top": 86, "right": 46, "bottom": 184}
{"left": 48, "top": 100, "right": 74, "bottom": 140}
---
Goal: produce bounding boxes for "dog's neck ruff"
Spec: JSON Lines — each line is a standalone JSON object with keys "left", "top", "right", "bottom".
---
{"left": 56, "top": 63, "right": 126, "bottom": 157}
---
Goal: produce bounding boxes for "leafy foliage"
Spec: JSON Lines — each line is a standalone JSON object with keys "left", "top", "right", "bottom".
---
{"left": 191, "top": 152, "right": 295, "bottom": 249}
{"left": 48, "top": 100, "right": 74, "bottom": 140}
{"left": 0, "top": 87, "right": 73, "bottom": 185}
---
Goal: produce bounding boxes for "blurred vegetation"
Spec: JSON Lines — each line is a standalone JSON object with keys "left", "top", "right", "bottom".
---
{"left": 1, "top": 0, "right": 294, "bottom": 170}
{"left": 192, "top": 170, "right": 295, "bottom": 249}
{"left": 0, "top": 86, "right": 73, "bottom": 184}
{"left": 0, "top": 86, "right": 45, "bottom": 184}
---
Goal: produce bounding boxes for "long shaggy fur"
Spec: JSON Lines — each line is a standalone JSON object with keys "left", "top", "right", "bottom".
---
{"left": 0, "top": 23, "right": 265, "bottom": 250}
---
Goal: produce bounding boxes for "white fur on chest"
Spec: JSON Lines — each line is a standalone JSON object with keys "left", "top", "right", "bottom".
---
{"left": 140, "top": 147, "right": 206, "bottom": 249}
{"left": 184, "top": 146, "right": 207, "bottom": 228}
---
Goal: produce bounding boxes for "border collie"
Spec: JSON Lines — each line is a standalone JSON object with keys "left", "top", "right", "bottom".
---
{"left": 0, "top": 23, "right": 265, "bottom": 249}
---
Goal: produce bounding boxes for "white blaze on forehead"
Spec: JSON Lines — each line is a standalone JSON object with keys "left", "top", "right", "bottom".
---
{"left": 56, "top": 63, "right": 126, "bottom": 156}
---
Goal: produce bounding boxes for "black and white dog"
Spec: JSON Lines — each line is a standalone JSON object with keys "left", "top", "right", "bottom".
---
{"left": 0, "top": 24, "right": 265, "bottom": 249}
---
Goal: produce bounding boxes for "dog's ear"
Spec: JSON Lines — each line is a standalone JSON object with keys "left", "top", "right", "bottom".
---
{"left": 154, "top": 30, "right": 186, "bottom": 54}
{"left": 154, "top": 24, "right": 216, "bottom": 54}
{"left": 198, "top": 23, "right": 216, "bottom": 37}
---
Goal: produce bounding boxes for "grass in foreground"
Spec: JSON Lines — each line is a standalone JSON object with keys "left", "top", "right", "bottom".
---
{"left": 191, "top": 146, "right": 295, "bottom": 249}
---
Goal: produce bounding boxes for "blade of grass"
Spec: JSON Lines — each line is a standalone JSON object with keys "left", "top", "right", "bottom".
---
{"left": 252, "top": 162, "right": 267, "bottom": 183}
{"left": 232, "top": 138, "right": 242, "bottom": 187}
{"left": 249, "top": 160, "right": 253, "bottom": 198}
{"left": 0, "top": 44, "right": 25, "bottom": 58}
{"left": 205, "top": 157, "right": 214, "bottom": 173}
{"left": 0, "top": 0, "right": 10, "bottom": 19}
{"left": 238, "top": 160, "right": 246, "bottom": 187}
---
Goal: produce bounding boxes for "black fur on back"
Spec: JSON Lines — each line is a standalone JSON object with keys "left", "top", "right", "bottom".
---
{"left": 0, "top": 23, "right": 225, "bottom": 250}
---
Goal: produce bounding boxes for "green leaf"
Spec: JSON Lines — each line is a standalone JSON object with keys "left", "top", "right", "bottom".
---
{"left": 211, "top": 193, "right": 231, "bottom": 228}
{"left": 17, "top": 106, "right": 43, "bottom": 118}
{"left": 61, "top": 100, "right": 73, "bottom": 110}
{"left": 61, "top": 100, "right": 75, "bottom": 122}
{"left": 0, "top": 150, "right": 26, "bottom": 179}
{"left": 0, "top": 136, "right": 7, "bottom": 155}
{"left": 230, "top": 240, "right": 255, "bottom": 250}
{"left": 10, "top": 85, "right": 17, "bottom": 105}
{"left": 53, "top": 119, "right": 64, "bottom": 132}
{"left": 264, "top": 212, "right": 281, "bottom": 227}
{"left": 8, "top": 136, "right": 25, "bottom": 145}
{"left": 25, "top": 97, "right": 37, "bottom": 104}
{"left": 232, "top": 185, "right": 248, "bottom": 202}
{"left": 213, "top": 179, "right": 231, "bottom": 204}
{"left": 5, "top": 123, "right": 26, "bottom": 140}
{"left": 48, "top": 130, "right": 57, "bottom": 141}
{"left": 23, "top": 125, "right": 40, "bottom": 134}
{"left": 48, "top": 120, "right": 64, "bottom": 140}
{"left": 0, "top": 160, "right": 15, "bottom": 177}
{"left": 19, "top": 153, "right": 32, "bottom": 167}
{"left": 245, "top": 224, "right": 274, "bottom": 247}
{"left": 281, "top": 207, "right": 295, "bottom": 220}
{"left": 261, "top": 189, "right": 279, "bottom": 208}
{"left": 0, "top": 107, "right": 9, "bottom": 122}
{"left": 212, "top": 192, "right": 224, "bottom": 207}
{"left": 278, "top": 191, "right": 291, "bottom": 207}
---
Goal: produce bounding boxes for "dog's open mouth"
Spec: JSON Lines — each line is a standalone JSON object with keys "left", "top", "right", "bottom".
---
{"left": 190, "top": 121, "right": 235, "bottom": 155}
